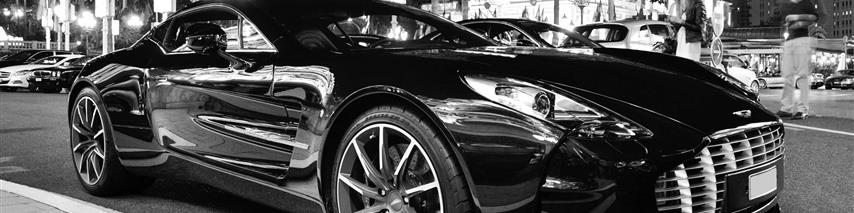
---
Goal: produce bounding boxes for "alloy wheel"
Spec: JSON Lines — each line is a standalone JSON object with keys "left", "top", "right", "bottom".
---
{"left": 336, "top": 123, "right": 443, "bottom": 213}
{"left": 71, "top": 96, "right": 107, "bottom": 185}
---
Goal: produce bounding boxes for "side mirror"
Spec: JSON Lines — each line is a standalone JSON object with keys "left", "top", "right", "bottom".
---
{"left": 184, "top": 23, "right": 227, "bottom": 55}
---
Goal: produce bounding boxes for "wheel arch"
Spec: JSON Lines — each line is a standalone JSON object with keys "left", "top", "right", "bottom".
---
{"left": 317, "top": 85, "right": 479, "bottom": 210}
{"left": 67, "top": 79, "right": 100, "bottom": 120}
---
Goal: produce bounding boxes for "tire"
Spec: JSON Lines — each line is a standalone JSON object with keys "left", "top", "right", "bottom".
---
{"left": 758, "top": 79, "right": 767, "bottom": 89}
{"left": 329, "top": 106, "right": 471, "bottom": 213}
{"left": 810, "top": 85, "right": 819, "bottom": 89}
{"left": 70, "top": 88, "right": 153, "bottom": 196}
{"left": 750, "top": 81, "right": 760, "bottom": 92}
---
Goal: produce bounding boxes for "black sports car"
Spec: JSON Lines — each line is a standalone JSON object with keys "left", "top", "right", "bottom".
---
{"left": 67, "top": 1, "right": 783, "bottom": 212}
{"left": 824, "top": 69, "right": 854, "bottom": 90}
{"left": 0, "top": 49, "right": 77, "bottom": 68}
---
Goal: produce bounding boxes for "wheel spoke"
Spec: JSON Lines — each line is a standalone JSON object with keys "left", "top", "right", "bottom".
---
{"left": 92, "top": 146, "right": 105, "bottom": 159}
{"left": 89, "top": 151, "right": 100, "bottom": 180}
{"left": 404, "top": 181, "right": 439, "bottom": 198}
{"left": 354, "top": 203, "right": 386, "bottom": 213}
{"left": 77, "top": 149, "right": 89, "bottom": 174}
{"left": 73, "top": 123, "right": 93, "bottom": 136}
{"left": 338, "top": 173, "right": 383, "bottom": 200}
{"left": 394, "top": 142, "right": 415, "bottom": 177}
{"left": 72, "top": 140, "right": 95, "bottom": 153}
{"left": 89, "top": 109, "right": 99, "bottom": 129}
{"left": 93, "top": 129, "right": 104, "bottom": 139}
{"left": 378, "top": 127, "right": 392, "bottom": 179}
{"left": 351, "top": 138, "right": 389, "bottom": 189}
{"left": 76, "top": 104, "right": 86, "bottom": 128}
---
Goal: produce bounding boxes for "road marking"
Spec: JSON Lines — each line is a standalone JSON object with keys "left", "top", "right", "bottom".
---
{"left": 0, "top": 179, "right": 121, "bottom": 213}
{"left": 784, "top": 123, "right": 854, "bottom": 137}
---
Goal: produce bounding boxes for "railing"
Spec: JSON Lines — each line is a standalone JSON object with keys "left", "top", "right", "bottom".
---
{"left": 0, "top": 41, "right": 61, "bottom": 51}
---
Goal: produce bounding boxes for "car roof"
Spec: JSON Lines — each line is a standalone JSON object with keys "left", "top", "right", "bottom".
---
{"left": 579, "top": 19, "right": 671, "bottom": 28}
{"left": 54, "top": 54, "right": 84, "bottom": 58}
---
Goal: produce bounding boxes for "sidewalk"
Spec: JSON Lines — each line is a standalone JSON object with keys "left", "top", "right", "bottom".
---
{"left": 1, "top": 190, "right": 64, "bottom": 213}
{"left": 0, "top": 180, "right": 119, "bottom": 213}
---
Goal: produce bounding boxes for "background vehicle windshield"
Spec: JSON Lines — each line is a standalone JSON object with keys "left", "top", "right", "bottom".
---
{"left": 69, "top": 56, "right": 95, "bottom": 66}
{"left": 31, "top": 56, "right": 64, "bottom": 65}
{"left": 517, "top": 21, "right": 600, "bottom": 48}
{"left": 575, "top": 25, "right": 628, "bottom": 43}
{"left": 2, "top": 50, "right": 39, "bottom": 61}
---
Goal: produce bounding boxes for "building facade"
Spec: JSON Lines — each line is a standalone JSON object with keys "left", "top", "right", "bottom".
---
{"left": 830, "top": 0, "right": 853, "bottom": 38}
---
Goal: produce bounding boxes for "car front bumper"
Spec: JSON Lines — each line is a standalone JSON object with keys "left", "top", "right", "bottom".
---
{"left": 0, "top": 76, "right": 29, "bottom": 88}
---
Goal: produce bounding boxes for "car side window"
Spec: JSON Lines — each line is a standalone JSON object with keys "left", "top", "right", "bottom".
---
{"left": 28, "top": 52, "right": 53, "bottom": 62}
{"left": 635, "top": 25, "right": 651, "bottom": 39}
{"left": 462, "top": 23, "right": 492, "bottom": 37}
{"left": 648, "top": 24, "right": 671, "bottom": 37}
{"left": 487, "top": 24, "right": 536, "bottom": 46}
{"left": 241, "top": 19, "right": 273, "bottom": 50}
{"left": 159, "top": 7, "right": 273, "bottom": 53}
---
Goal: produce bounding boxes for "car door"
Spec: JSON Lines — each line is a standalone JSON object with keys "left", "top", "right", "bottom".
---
{"left": 146, "top": 5, "right": 294, "bottom": 183}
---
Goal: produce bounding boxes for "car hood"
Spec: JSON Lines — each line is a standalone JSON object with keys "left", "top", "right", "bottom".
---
{"left": 0, "top": 64, "right": 56, "bottom": 73}
{"left": 435, "top": 46, "right": 777, "bottom": 135}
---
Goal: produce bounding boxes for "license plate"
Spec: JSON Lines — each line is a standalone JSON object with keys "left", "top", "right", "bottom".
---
{"left": 749, "top": 167, "right": 777, "bottom": 200}
{"left": 35, "top": 78, "right": 42, "bottom": 82}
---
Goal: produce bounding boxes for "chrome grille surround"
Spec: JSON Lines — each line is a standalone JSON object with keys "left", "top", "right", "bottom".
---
{"left": 655, "top": 122, "right": 784, "bottom": 213}
{"left": 0, "top": 71, "right": 9, "bottom": 78}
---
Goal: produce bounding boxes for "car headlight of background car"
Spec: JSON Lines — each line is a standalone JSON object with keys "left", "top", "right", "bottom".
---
{"left": 462, "top": 74, "right": 652, "bottom": 139}
{"left": 11, "top": 71, "right": 35, "bottom": 77}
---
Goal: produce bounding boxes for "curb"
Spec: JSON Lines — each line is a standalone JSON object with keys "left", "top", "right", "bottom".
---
{"left": 0, "top": 179, "right": 120, "bottom": 213}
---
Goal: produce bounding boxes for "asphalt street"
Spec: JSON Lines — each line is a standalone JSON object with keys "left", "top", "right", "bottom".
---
{"left": 1, "top": 88, "right": 853, "bottom": 212}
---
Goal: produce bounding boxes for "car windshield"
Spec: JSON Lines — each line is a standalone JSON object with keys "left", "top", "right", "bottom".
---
{"left": 69, "top": 56, "right": 95, "bottom": 66}
{"left": 2, "top": 50, "right": 40, "bottom": 61}
{"left": 575, "top": 24, "right": 628, "bottom": 43}
{"left": 840, "top": 70, "right": 854, "bottom": 76}
{"left": 516, "top": 21, "right": 600, "bottom": 48}
{"left": 275, "top": 2, "right": 495, "bottom": 51}
{"left": 31, "top": 56, "right": 65, "bottom": 65}
{"left": 723, "top": 56, "right": 746, "bottom": 68}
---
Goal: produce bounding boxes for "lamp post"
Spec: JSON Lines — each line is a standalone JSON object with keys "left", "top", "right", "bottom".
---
{"left": 571, "top": 0, "right": 590, "bottom": 25}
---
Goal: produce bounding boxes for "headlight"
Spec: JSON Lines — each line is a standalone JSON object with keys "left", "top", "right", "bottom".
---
{"left": 462, "top": 74, "right": 652, "bottom": 138}
{"left": 842, "top": 78, "right": 854, "bottom": 84}
{"left": 12, "top": 71, "right": 34, "bottom": 77}
{"left": 463, "top": 74, "right": 605, "bottom": 121}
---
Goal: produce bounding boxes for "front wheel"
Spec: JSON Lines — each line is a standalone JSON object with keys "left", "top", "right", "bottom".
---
{"left": 70, "top": 88, "right": 152, "bottom": 196}
{"left": 750, "top": 81, "right": 760, "bottom": 92}
{"left": 330, "top": 106, "right": 471, "bottom": 213}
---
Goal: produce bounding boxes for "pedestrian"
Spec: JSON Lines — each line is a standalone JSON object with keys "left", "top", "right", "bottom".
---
{"left": 668, "top": 0, "right": 705, "bottom": 61}
{"left": 777, "top": 0, "right": 828, "bottom": 120}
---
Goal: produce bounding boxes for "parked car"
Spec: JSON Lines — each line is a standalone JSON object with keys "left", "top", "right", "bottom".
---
{"left": 25, "top": 55, "right": 97, "bottom": 93}
{"left": 575, "top": 20, "right": 674, "bottom": 53}
{"left": 720, "top": 55, "right": 761, "bottom": 92}
{"left": 67, "top": 1, "right": 782, "bottom": 212}
{"left": 0, "top": 54, "right": 83, "bottom": 92}
{"left": 457, "top": 19, "right": 600, "bottom": 48}
{"left": 759, "top": 75, "right": 783, "bottom": 89}
{"left": 810, "top": 73, "right": 824, "bottom": 89}
{"left": 825, "top": 69, "right": 854, "bottom": 90}
{"left": 0, "top": 49, "right": 77, "bottom": 68}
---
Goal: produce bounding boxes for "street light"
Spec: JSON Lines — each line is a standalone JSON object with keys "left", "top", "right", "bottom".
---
{"left": 78, "top": 11, "right": 97, "bottom": 55}
{"left": 126, "top": 14, "right": 143, "bottom": 28}
{"left": 13, "top": 9, "right": 23, "bottom": 18}
{"left": 2, "top": 8, "right": 10, "bottom": 17}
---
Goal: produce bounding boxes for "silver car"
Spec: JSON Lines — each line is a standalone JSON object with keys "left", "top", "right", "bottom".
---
{"left": 576, "top": 20, "right": 674, "bottom": 53}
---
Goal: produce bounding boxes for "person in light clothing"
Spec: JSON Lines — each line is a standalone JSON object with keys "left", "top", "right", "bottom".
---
{"left": 668, "top": 0, "right": 705, "bottom": 61}
{"left": 776, "top": 0, "right": 827, "bottom": 120}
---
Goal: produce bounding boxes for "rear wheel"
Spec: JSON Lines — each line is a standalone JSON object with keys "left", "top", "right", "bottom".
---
{"left": 750, "top": 81, "right": 760, "bottom": 92}
{"left": 758, "top": 79, "right": 767, "bottom": 89}
{"left": 330, "top": 106, "right": 471, "bottom": 213}
{"left": 70, "top": 88, "right": 152, "bottom": 196}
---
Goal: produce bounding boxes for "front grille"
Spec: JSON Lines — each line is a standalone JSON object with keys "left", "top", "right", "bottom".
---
{"left": 655, "top": 124, "right": 784, "bottom": 213}
{"left": 0, "top": 71, "right": 9, "bottom": 78}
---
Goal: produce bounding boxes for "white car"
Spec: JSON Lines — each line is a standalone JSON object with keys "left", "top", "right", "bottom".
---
{"left": 0, "top": 54, "right": 83, "bottom": 92}
{"left": 720, "top": 55, "right": 761, "bottom": 92}
{"left": 575, "top": 20, "right": 674, "bottom": 53}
